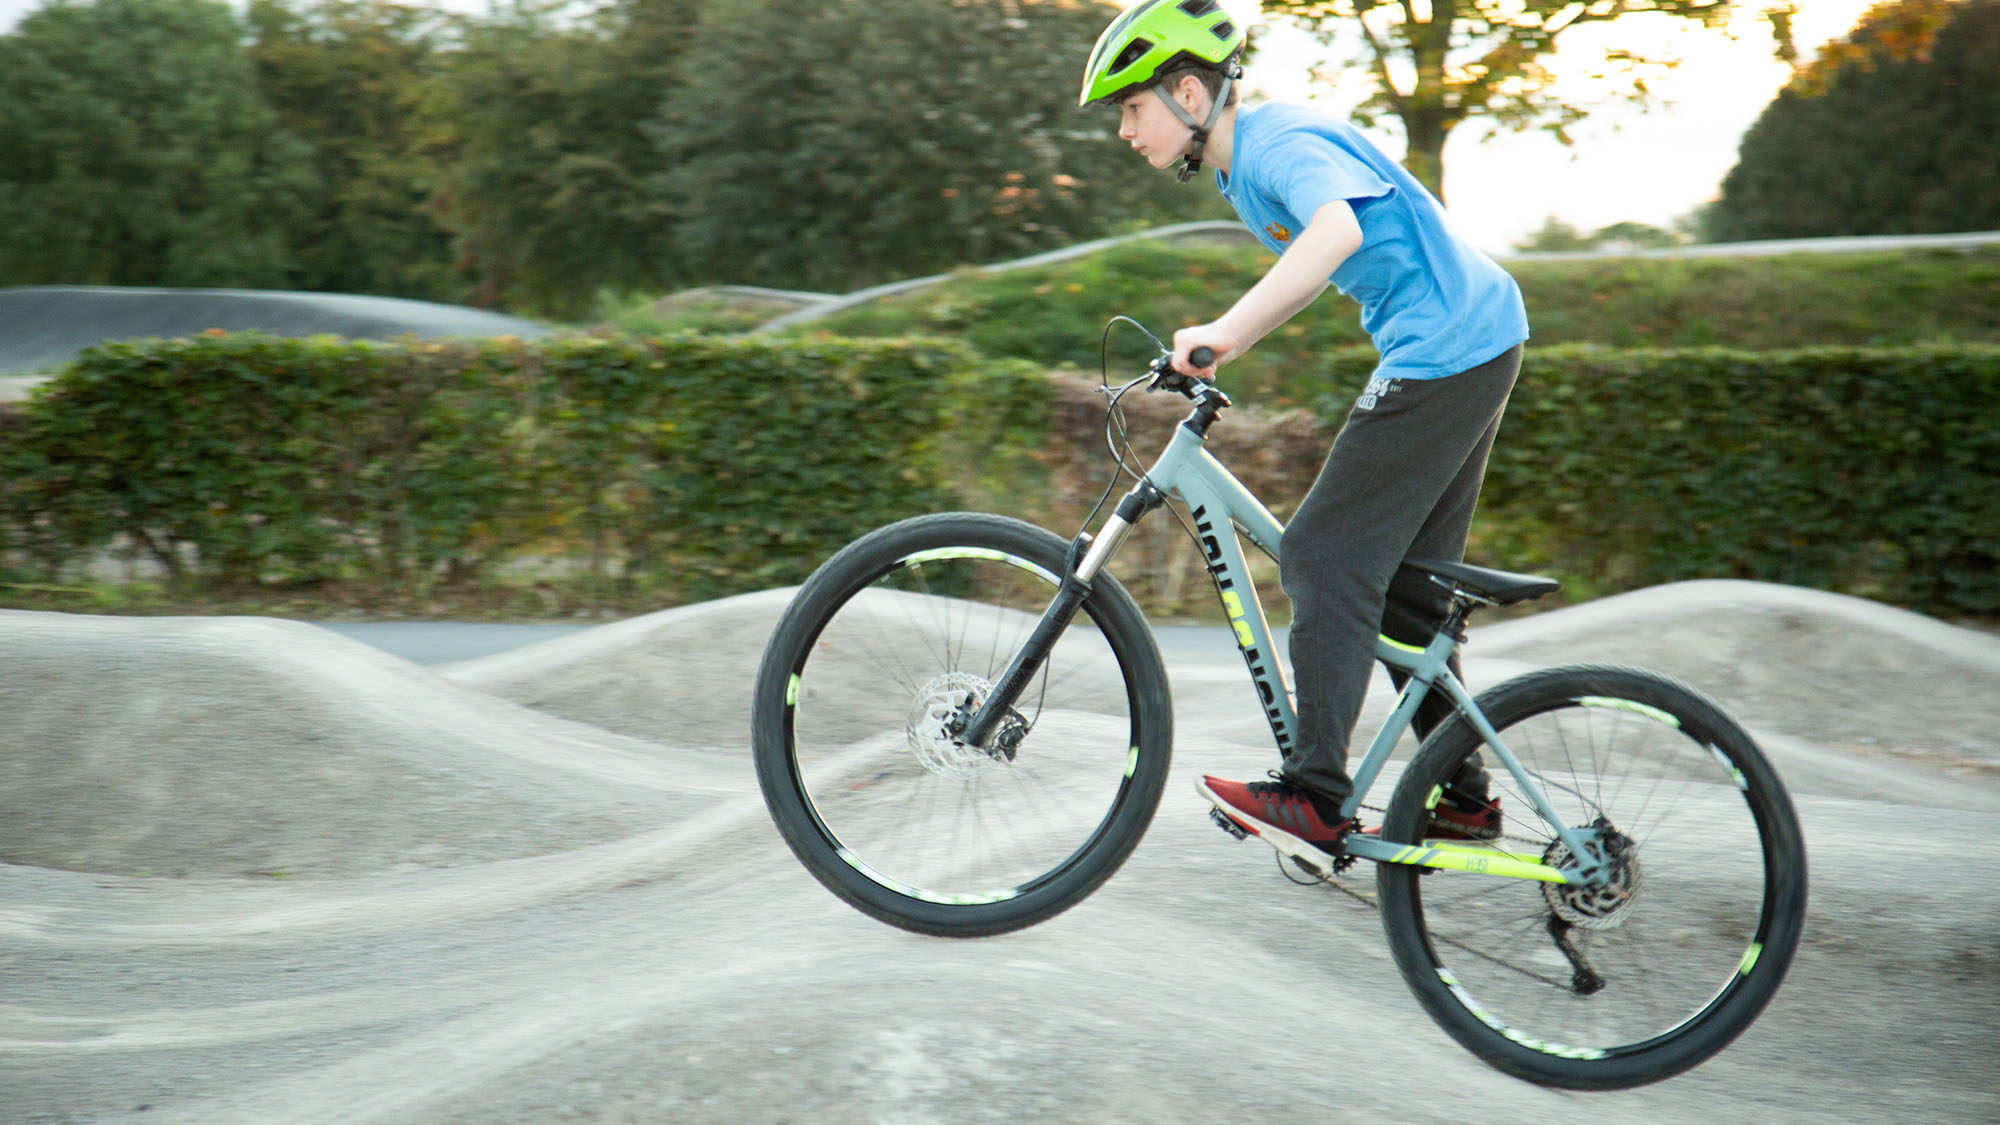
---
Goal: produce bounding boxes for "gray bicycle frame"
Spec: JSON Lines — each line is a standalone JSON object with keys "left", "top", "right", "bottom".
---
{"left": 1074, "top": 409, "right": 1610, "bottom": 886}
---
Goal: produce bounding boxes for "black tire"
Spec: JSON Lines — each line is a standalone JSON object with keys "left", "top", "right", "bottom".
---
{"left": 751, "top": 512, "right": 1174, "bottom": 937}
{"left": 1376, "top": 665, "right": 1807, "bottom": 1089}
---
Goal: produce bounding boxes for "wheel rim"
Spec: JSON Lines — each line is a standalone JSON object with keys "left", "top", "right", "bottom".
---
{"left": 782, "top": 546, "right": 1145, "bottom": 907}
{"left": 1411, "top": 692, "right": 1784, "bottom": 1061}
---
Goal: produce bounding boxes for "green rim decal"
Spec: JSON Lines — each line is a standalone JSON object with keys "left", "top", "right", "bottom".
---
{"left": 1425, "top": 783, "right": 1444, "bottom": 810}
{"left": 787, "top": 673, "right": 799, "bottom": 706}
{"left": 837, "top": 846, "right": 1020, "bottom": 906}
{"left": 1577, "top": 696, "right": 1681, "bottom": 728}
{"left": 898, "top": 547, "right": 1059, "bottom": 583}
{"left": 1739, "top": 942, "right": 1763, "bottom": 975}
{"left": 1710, "top": 745, "right": 1749, "bottom": 790}
{"left": 1125, "top": 745, "right": 1139, "bottom": 778}
{"left": 1437, "top": 968, "right": 1608, "bottom": 1060}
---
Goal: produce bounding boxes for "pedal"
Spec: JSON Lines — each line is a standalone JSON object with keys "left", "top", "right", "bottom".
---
{"left": 1283, "top": 846, "right": 1357, "bottom": 881}
{"left": 1332, "top": 821, "right": 1361, "bottom": 875}
{"left": 1295, "top": 826, "right": 1360, "bottom": 878}
{"left": 1208, "top": 807, "right": 1249, "bottom": 840}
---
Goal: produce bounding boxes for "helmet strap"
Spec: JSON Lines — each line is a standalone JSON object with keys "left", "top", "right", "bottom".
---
{"left": 1153, "top": 63, "right": 1240, "bottom": 183}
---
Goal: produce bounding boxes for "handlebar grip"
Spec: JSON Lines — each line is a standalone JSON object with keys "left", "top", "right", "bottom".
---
{"left": 1189, "top": 346, "right": 1215, "bottom": 369}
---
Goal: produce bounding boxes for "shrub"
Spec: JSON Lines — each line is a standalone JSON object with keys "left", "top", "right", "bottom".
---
{"left": 1015, "top": 346, "right": 2000, "bottom": 619}
{"left": 0, "top": 332, "right": 540, "bottom": 586}
{"left": 0, "top": 331, "right": 1035, "bottom": 599}
{"left": 1463, "top": 345, "right": 1998, "bottom": 615}
{"left": 4, "top": 334, "right": 1993, "bottom": 619}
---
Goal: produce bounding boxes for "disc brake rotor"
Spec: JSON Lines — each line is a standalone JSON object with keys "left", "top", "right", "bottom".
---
{"left": 907, "top": 671, "right": 1005, "bottom": 779}
{"left": 1542, "top": 827, "right": 1643, "bottom": 930}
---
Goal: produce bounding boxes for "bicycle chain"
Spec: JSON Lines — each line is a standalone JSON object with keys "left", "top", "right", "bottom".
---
{"left": 1279, "top": 804, "right": 1580, "bottom": 993}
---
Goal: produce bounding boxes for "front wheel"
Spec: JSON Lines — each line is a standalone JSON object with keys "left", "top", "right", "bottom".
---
{"left": 1377, "top": 665, "right": 1807, "bottom": 1089}
{"left": 751, "top": 513, "right": 1174, "bottom": 937}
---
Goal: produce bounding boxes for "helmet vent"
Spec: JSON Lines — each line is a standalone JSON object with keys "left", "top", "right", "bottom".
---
{"left": 1177, "top": 0, "right": 1221, "bottom": 15}
{"left": 1110, "top": 37, "right": 1153, "bottom": 74}
{"left": 1210, "top": 20, "right": 1236, "bottom": 40}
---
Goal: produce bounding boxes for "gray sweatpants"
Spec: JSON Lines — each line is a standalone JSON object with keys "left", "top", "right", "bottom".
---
{"left": 1279, "top": 343, "right": 1523, "bottom": 800}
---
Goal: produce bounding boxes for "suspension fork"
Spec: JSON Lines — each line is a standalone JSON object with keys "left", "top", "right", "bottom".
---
{"left": 959, "top": 481, "right": 1166, "bottom": 748}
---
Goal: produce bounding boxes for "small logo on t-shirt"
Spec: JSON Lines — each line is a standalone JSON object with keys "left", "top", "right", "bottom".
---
{"left": 1264, "top": 222, "right": 1292, "bottom": 244}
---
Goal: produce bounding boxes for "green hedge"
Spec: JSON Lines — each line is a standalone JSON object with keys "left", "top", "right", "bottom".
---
{"left": 0, "top": 331, "right": 1034, "bottom": 598}
{"left": 1289, "top": 344, "right": 2000, "bottom": 615}
{"left": 3, "top": 333, "right": 1994, "bottom": 618}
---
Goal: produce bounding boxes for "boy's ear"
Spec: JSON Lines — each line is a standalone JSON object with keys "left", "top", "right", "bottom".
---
{"left": 1177, "top": 73, "right": 1207, "bottom": 111}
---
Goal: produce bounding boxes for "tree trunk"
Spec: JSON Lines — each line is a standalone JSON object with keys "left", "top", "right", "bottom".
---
{"left": 1400, "top": 2, "right": 1459, "bottom": 206}
{"left": 1401, "top": 107, "right": 1454, "bottom": 205}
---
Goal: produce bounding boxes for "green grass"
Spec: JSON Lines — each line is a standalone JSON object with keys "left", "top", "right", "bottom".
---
{"left": 589, "top": 287, "right": 829, "bottom": 336}
{"left": 763, "top": 240, "right": 2000, "bottom": 406}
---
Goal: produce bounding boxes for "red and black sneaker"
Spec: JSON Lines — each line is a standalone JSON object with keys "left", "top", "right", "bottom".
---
{"left": 1361, "top": 791, "right": 1504, "bottom": 842}
{"left": 1429, "top": 791, "right": 1503, "bottom": 841}
{"left": 1198, "top": 771, "right": 1354, "bottom": 871}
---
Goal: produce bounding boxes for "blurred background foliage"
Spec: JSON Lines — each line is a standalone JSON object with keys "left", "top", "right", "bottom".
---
{"left": 777, "top": 239, "right": 2000, "bottom": 408}
{"left": 0, "top": 0, "right": 311, "bottom": 288}
{"left": 1714, "top": 0, "right": 2000, "bottom": 240}
{"left": 0, "top": 0, "right": 1228, "bottom": 318}
{"left": 4, "top": 0, "right": 1994, "bottom": 319}
{"left": 6, "top": 331, "right": 1993, "bottom": 618}
{"left": 1, "top": 0, "right": 1996, "bottom": 620}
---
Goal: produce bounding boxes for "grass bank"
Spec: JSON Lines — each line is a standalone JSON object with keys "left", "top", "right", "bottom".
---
{"left": 769, "top": 240, "right": 2000, "bottom": 407}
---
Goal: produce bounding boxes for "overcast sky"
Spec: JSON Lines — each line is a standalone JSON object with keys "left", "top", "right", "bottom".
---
{"left": 1231, "top": 0, "right": 1881, "bottom": 250}
{"left": 0, "top": 0, "right": 1882, "bottom": 253}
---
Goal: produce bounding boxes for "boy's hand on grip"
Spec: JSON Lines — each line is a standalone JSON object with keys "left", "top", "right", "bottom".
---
{"left": 1171, "top": 324, "right": 1235, "bottom": 380}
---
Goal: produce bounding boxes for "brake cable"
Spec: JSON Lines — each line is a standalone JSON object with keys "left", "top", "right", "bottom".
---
{"left": 1084, "top": 317, "right": 1214, "bottom": 587}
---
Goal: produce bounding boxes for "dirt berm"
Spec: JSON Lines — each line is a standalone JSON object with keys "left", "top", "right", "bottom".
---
{"left": 1, "top": 581, "right": 1995, "bottom": 1122}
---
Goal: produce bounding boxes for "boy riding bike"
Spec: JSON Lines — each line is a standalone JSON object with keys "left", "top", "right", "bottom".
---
{"left": 1080, "top": 0, "right": 1530, "bottom": 865}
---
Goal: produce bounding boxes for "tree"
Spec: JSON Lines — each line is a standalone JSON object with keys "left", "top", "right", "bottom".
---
{"left": 247, "top": 0, "right": 459, "bottom": 300}
{"left": 0, "top": 0, "right": 312, "bottom": 288}
{"left": 1711, "top": 0, "right": 2000, "bottom": 240}
{"left": 427, "top": 0, "right": 693, "bottom": 316}
{"left": 649, "top": 0, "right": 1226, "bottom": 294}
{"left": 1511, "top": 215, "right": 1596, "bottom": 251}
{"left": 1512, "top": 215, "right": 1682, "bottom": 251}
{"left": 1260, "top": 0, "right": 1800, "bottom": 203}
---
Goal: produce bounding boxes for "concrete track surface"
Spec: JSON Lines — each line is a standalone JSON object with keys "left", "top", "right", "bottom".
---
{"left": 0, "top": 285, "right": 550, "bottom": 399}
{"left": 2, "top": 581, "right": 1997, "bottom": 1123}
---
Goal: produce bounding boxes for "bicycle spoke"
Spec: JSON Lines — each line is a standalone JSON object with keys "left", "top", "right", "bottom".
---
{"left": 1381, "top": 666, "right": 1802, "bottom": 1085}
{"left": 787, "top": 549, "right": 1141, "bottom": 902}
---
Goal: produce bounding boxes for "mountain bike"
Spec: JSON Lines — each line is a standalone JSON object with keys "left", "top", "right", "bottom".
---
{"left": 750, "top": 323, "right": 1807, "bottom": 1089}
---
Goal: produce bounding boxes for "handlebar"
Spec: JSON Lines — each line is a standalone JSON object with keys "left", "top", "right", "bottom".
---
{"left": 1145, "top": 345, "right": 1227, "bottom": 404}
{"left": 1096, "top": 318, "right": 1232, "bottom": 442}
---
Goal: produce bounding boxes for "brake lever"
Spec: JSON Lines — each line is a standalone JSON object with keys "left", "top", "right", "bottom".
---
{"left": 1147, "top": 346, "right": 1216, "bottom": 397}
{"left": 1146, "top": 355, "right": 1193, "bottom": 394}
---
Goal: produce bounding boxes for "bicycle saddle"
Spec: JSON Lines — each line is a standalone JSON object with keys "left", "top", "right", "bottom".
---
{"left": 1404, "top": 559, "right": 1562, "bottom": 606}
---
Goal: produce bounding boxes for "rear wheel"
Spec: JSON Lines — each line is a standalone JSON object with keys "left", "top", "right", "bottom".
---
{"left": 1377, "top": 665, "right": 1807, "bottom": 1089}
{"left": 751, "top": 513, "right": 1173, "bottom": 937}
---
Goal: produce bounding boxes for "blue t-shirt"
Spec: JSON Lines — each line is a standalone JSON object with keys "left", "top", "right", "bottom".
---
{"left": 1216, "top": 102, "right": 1529, "bottom": 381}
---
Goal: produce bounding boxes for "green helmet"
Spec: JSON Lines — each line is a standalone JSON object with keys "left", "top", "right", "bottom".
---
{"left": 1078, "top": 0, "right": 1246, "bottom": 109}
